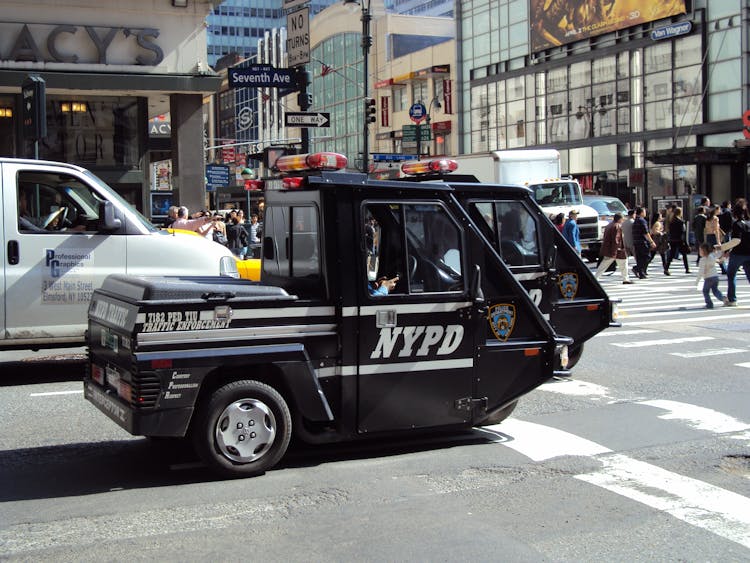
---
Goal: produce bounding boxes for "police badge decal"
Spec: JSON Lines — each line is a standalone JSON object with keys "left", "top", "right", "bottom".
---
{"left": 487, "top": 303, "right": 516, "bottom": 342}
{"left": 558, "top": 272, "right": 578, "bottom": 300}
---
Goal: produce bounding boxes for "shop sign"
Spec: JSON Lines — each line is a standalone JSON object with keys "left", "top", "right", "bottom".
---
{"left": 0, "top": 23, "right": 163, "bottom": 66}
{"left": 651, "top": 21, "right": 692, "bottom": 41}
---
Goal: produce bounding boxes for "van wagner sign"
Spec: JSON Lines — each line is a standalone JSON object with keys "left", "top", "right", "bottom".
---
{"left": 0, "top": 23, "right": 164, "bottom": 66}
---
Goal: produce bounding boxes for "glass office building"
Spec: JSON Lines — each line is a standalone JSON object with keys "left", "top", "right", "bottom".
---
{"left": 458, "top": 0, "right": 748, "bottom": 210}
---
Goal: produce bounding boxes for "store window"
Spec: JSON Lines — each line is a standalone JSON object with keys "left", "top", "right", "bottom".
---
{"left": 35, "top": 96, "right": 140, "bottom": 169}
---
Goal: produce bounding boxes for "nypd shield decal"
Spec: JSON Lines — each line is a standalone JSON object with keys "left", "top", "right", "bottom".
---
{"left": 488, "top": 303, "right": 516, "bottom": 342}
{"left": 558, "top": 272, "right": 578, "bottom": 300}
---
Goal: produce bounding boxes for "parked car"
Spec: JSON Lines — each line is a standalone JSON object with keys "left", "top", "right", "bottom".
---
{"left": 583, "top": 195, "right": 629, "bottom": 232}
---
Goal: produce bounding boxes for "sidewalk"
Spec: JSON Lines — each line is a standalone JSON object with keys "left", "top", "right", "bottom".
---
{"left": 0, "top": 346, "right": 86, "bottom": 365}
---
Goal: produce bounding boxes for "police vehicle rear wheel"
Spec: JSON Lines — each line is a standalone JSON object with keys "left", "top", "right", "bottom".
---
{"left": 192, "top": 380, "right": 292, "bottom": 477}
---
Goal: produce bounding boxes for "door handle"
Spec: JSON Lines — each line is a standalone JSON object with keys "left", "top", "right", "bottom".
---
{"left": 7, "top": 240, "right": 19, "bottom": 265}
{"left": 375, "top": 309, "right": 397, "bottom": 328}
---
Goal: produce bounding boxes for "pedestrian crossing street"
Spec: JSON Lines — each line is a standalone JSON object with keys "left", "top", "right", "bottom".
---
{"left": 592, "top": 266, "right": 750, "bottom": 369}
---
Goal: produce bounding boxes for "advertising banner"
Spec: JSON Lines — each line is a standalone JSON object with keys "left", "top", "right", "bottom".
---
{"left": 530, "top": 0, "right": 687, "bottom": 52}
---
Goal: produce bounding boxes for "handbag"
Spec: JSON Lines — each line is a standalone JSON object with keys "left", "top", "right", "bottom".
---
{"left": 213, "top": 230, "right": 228, "bottom": 246}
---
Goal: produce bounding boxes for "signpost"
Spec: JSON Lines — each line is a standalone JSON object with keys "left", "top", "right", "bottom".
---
{"left": 285, "top": 112, "right": 330, "bottom": 128}
{"left": 409, "top": 102, "right": 427, "bottom": 123}
{"left": 286, "top": 7, "right": 310, "bottom": 67}
{"left": 205, "top": 164, "right": 231, "bottom": 191}
{"left": 22, "top": 74, "right": 46, "bottom": 158}
{"left": 228, "top": 65, "right": 295, "bottom": 89}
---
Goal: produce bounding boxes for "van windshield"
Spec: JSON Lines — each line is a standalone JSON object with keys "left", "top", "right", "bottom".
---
{"left": 530, "top": 182, "right": 582, "bottom": 207}
{"left": 82, "top": 169, "right": 156, "bottom": 232}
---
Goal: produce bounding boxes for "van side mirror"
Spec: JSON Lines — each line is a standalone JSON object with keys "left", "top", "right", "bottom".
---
{"left": 263, "top": 236, "right": 274, "bottom": 259}
{"left": 99, "top": 200, "right": 122, "bottom": 232}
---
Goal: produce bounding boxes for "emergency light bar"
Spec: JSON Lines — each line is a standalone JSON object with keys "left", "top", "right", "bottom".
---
{"left": 275, "top": 152, "right": 348, "bottom": 173}
{"left": 401, "top": 158, "right": 458, "bottom": 176}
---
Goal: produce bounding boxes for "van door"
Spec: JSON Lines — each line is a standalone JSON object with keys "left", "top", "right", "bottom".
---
{"left": 2, "top": 163, "right": 126, "bottom": 343}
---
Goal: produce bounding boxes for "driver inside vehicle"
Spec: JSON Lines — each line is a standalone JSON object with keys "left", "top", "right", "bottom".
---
{"left": 17, "top": 191, "right": 46, "bottom": 232}
{"left": 369, "top": 275, "right": 399, "bottom": 296}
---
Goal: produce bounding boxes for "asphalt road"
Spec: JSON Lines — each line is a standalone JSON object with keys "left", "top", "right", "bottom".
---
{"left": 1, "top": 270, "right": 749, "bottom": 561}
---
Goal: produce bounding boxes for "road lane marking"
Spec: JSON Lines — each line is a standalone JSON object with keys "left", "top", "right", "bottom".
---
{"left": 593, "top": 329, "right": 657, "bottom": 337}
{"left": 29, "top": 390, "right": 83, "bottom": 397}
{"left": 576, "top": 454, "right": 750, "bottom": 549}
{"left": 670, "top": 348, "right": 746, "bottom": 358}
{"left": 484, "top": 420, "right": 750, "bottom": 549}
{"left": 540, "top": 379, "right": 624, "bottom": 403}
{"left": 611, "top": 336, "right": 714, "bottom": 348}
{"left": 638, "top": 399, "right": 750, "bottom": 433}
{"left": 736, "top": 362, "right": 750, "bottom": 369}
{"left": 625, "top": 313, "right": 750, "bottom": 325}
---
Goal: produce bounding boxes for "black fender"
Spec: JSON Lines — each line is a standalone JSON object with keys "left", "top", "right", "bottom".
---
{"left": 275, "top": 359, "right": 334, "bottom": 422}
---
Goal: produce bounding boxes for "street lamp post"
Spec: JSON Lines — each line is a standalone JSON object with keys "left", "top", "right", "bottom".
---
{"left": 344, "top": 0, "right": 372, "bottom": 173}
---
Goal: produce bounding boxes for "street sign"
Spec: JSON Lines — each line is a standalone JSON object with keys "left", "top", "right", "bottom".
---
{"left": 409, "top": 102, "right": 427, "bottom": 123}
{"left": 283, "top": 0, "right": 308, "bottom": 11}
{"left": 401, "top": 124, "right": 431, "bottom": 141}
{"left": 372, "top": 153, "right": 419, "bottom": 162}
{"left": 285, "top": 112, "right": 330, "bottom": 128}
{"left": 228, "top": 65, "right": 295, "bottom": 89}
{"left": 286, "top": 7, "right": 310, "bottom": 67}
{"left": 206, "top": 164, "right": 231, "bottom": 190}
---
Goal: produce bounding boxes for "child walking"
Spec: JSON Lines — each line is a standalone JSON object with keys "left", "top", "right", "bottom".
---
{"left": 696, "top": 242, "right": 728, "bottom": 309}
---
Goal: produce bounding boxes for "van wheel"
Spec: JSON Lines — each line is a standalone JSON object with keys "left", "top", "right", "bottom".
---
{"left": 566, "top": 344, "right": 584, "bottom": 370}
{"left": 480, "top": 400, "right": 518, "bottom": 426}
{"left": 192, "top": 380, "right": 291, "bottom": 478}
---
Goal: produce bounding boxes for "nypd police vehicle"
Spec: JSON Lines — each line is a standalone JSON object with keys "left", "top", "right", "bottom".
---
{"left": 84, "top": 152, "right": 615, "bottom": 478}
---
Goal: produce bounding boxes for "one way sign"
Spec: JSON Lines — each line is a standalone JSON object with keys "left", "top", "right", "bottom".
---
{"left": 285, "top": 112, "right": 330, "bottom": 128}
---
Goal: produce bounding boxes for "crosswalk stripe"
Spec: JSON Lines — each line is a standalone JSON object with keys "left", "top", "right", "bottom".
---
{"left": 593, "top": 329, "right": 657, "bottom": 337}
{"left": 625, "top": 313, "right": 750, "bottom": 325}
{"left": 576, "top": 454, "right": 750, "bottom": 549}
{"left": 670, "top": 348, "right": 747, "bottom": 358}
{"left": 638, "top": 399, "right": 750, "bottom": 433}
{"left": 611, "top": 336, "right": 714, "bottom": 348}
{"left": 484, "top": 419, "right": 750, "bottom": 549}
{"left": 736, "top": 362, "right": 750, "bottom": 369}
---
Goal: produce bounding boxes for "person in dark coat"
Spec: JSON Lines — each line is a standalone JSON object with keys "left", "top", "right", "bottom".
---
{"left": 226, "top": 215, "right": 248, "bottom": 258}
{"left": 665, "top": 206, "right": 690, "bottom": 275}
{"left": 594, "top": 213, "right": 632, "bottom": 284}
{"left": 632, "top": 206, "right": 657, "bottom": 279}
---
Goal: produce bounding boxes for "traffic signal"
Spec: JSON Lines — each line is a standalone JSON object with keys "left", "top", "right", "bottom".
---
{"left": 364, "top": 97, "right": 376, "bottom": 124}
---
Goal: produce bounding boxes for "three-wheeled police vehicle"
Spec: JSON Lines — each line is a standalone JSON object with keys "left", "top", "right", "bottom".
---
{"left": 84, "top": 152, "right": 616, "bottom": 477}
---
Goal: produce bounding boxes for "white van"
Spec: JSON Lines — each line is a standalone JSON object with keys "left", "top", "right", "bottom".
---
{"left": 1, "top": 157, "right": 238, "bottom": 349}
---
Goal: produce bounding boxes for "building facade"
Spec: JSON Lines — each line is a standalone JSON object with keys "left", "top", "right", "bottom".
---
{"left": 458, "top": 0, "right": 749, "bottom": 210}
{"left": 0, "top": 0, "right": 221, "bottom": 216}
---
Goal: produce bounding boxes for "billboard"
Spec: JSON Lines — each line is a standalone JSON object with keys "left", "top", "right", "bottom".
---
{"left": 530, "top": 0, "right": 687, "bottom": 52}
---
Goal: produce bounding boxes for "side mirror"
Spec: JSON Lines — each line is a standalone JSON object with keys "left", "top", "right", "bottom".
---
{"left": 99, "top": 201, "right": 122, "bottom": 232}
{"left": 263, "top": 236, "right": 275, "bottom": 260}
{"left": 470, "top": 264, "right": 484, "bottom": 303}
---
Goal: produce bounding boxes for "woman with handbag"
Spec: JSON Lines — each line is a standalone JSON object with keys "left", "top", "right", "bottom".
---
{"left": 704, "top": 207, "right": 726, "bottom": 273}
{"left": 665, "top": 207, "right": 690, "bottom": 275}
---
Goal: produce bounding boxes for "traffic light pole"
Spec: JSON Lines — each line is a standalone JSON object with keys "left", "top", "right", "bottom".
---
{"left": 296, "top": 67, "right": 312, "bottom": 153}
{"left": 360, "top": 2, "right": 372, "bottom": 174}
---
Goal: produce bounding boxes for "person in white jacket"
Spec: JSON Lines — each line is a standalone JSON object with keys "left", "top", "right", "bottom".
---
{"left": 696, "top": 242, "right": 728, "bottom": 309}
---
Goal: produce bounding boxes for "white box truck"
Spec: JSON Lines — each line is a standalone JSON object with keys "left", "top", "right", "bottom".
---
{"left": 1, "top": 157, "right": 239, "bottom": 349}
{"left": 453, "top": 150, "right": 602, "bottom": 258}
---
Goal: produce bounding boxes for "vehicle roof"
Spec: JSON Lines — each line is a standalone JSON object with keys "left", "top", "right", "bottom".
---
{"left": 0, "top": 157, "right": 86, "bottom": 172}
{"left": 306, "top": 171, "right": 533, "bottom": 198}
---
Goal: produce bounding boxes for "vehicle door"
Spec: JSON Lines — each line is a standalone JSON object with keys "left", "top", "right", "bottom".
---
{"left": 465, "top": 197, "right": 611, "bottom": 356}
{"left": 2, "top": 162, "right": 126, "bottom": 341}
{"left": 355, "top": 199, "right": 558, "bottom": 432}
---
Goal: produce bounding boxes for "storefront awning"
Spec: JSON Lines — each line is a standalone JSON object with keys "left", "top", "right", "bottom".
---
{"left": 647, "top": 145, "right": 750, "bottom": 165}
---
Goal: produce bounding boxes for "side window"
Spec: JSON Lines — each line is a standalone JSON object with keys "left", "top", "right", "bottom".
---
{"left": 470, "top": 201, "right": 541, "bottom": 267}
{"left": 262, "top": 204, "right": 320, "bottom": 279}
{"left": 17, "top": 171, "right": 101, "bottom": 233}
{"left": 363, "top": 202, "right": 463, "bottom": 296}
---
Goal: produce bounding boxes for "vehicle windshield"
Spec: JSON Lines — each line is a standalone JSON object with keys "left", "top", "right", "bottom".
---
{"left": 82, "top": 169, "right": 156, "bottom": 232}
{"left": 586, "top": 198, "right": 627, "bottom": 215}
{"left": 530, "top": 182, "right": 582, "bottom": 207}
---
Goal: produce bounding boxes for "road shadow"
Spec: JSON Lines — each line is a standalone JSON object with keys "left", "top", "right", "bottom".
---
{"left": 0, "top": 359, "right": 85, "bottom": 386}
{"left": 0, "top": 430, "right": 494, "bottom": 502}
